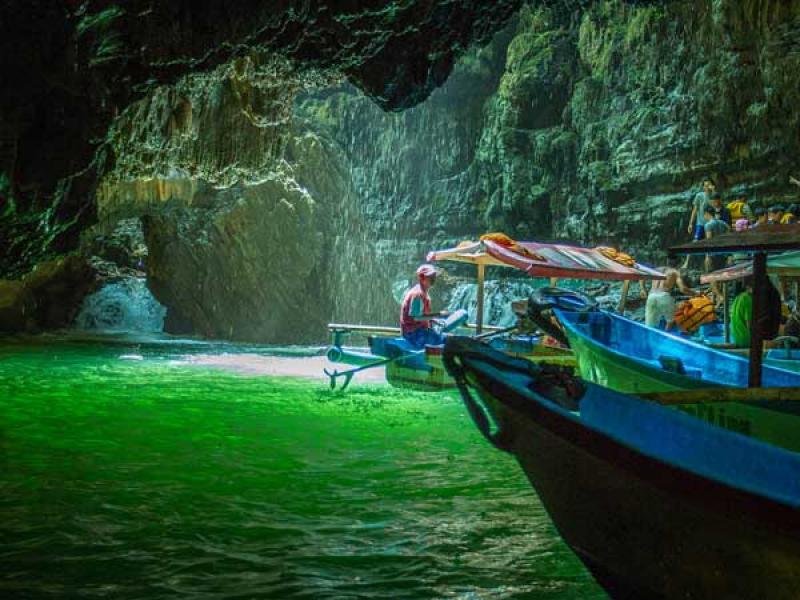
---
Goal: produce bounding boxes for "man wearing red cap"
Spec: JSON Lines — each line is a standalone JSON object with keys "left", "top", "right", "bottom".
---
{"left": 400, "top": 264, "right": 449, "bottom": 348}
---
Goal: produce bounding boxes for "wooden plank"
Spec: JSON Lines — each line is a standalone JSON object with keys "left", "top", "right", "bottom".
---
{"left": 640, "top": 387, "right": 800, "bottom": 405}
{"left": 669, "top": 224, "right": 800, "bottom": 255}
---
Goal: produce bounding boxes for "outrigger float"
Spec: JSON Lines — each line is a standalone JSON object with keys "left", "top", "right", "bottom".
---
{"left": 444, "top": 224, "right": 800, "bottom": 599}
{"left": 325, "top": 236, "right": 663, "bottom": 391}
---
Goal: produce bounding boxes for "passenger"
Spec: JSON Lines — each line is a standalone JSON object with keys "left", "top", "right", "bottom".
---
{"left": 710, "top": 192, "right": 732, "bottom": 226}
{"left": 687, "top": 177, "right": 715, "bottom": 241}
{"left": 750, "top": 206, "right": 768, "bottom": 228}
{"left": 784, "top": 312, "right": 800, "bottom": 347}
{"left": 731, "top": 277, "right": 783, "bottom": 348}
{"left": 703, "top": 205, "right": 730, "bottom": 307}
{"left": 734, "top": 218, "right": 750, "bottom": 232}
{"left": 768, "top": 204, "right": 785, "bottom": 224}
{"left": 645, "top": 260, "right": 697, "bottom": 330}
{"left": 731, "top": 281, "right": 754, "bottom": 348}
{"left": 684, "top": 177, "right": 715, "bottom": 268}
{"left": 400, "top": 264, "right": 448, "bottom": 348}
{"left": 782, "top": 203, "right": 798, "bottom": 224}
{"left": 726, "top": 195, "right": 750, "bottom": 222}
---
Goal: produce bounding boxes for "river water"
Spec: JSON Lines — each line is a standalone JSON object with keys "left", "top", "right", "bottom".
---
{"left": 0, "top": 335, "right": 605, "bottom": 599}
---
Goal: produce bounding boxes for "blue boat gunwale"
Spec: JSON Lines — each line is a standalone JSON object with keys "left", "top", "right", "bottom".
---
{"left": 556, "top": 308, "right": 800, "bottom": 386}
{"left": 458, "top": 349, "right": 800, "bottom": 531}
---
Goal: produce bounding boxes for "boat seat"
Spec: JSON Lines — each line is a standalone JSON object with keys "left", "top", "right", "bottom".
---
{"left": 767, "top": 348, "right": 798, "bottom": 361}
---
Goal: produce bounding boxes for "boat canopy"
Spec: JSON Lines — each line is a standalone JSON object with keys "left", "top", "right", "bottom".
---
{"left": 702, "top": 251, "right": 800, "bottom": 284}
{"left": 670, "top": 224, "right": 800, "bottom": 256}
{"left": 427, "top": 238, "right": 665, "bottom": 281}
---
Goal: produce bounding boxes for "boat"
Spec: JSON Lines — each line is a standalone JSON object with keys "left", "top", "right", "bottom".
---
{"left": 440, "top": 226, "right": 800, "bottom": 598}
{"left": 555, "top": 307, "right": 800, "bottom": 392}
{"left": 701, "top": 249, "right": 800, "bottom": 370}
{"left": 325, "top": 317, "right": 574, "bottom": 391}
{"left": 325, "top": 236, "right": 663, "bottom": 390}
{"left": 443, "top": 335, "right": 800, "bottom": 600}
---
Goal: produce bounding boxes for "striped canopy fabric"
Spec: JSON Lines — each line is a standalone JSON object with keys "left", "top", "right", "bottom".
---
{"left": 701, "top": 251, "right": 800, "bottom": 284}
{"left": 428, "top": 239, "right": 665, "bottom": 281}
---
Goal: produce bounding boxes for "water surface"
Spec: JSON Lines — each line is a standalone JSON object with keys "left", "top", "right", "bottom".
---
{"left": 0, "top": 336, "right": 605, "bottom": 599}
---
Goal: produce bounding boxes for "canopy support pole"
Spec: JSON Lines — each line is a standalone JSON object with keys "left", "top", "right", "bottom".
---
{"left": 476, "top": 263, "right": 485, "bottom": 335}
{"left": 748, "top": 252, "right": 767, "bottom": 388}
{"left": 723, "top": 282, "right": 730, "bottom": 344}
{"left": 617, "top": 280, "right": 631, "bottom": 314}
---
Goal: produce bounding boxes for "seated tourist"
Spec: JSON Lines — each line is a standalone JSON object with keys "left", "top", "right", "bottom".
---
{"left": 400, "top": 264, "right": 448, "bottom": 348}
{"left": 768, "top": 204, "right": 786, "bottom": 224}
{"left": 726, "top": 195, "right": 750, "bottom": 222}
{"left": 731, "top": 277, "right": 783, "bottom": 348}
{"left": 750, "top": 206, "right": 768, "bottom": 228}
{"left": 782, "top": 203, "right": 799, "bottom": 224}
{"left": 710, "top": 192, "right": 732, "bottom": 226}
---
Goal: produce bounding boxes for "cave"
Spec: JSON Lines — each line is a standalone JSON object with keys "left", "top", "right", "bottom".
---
{"left": 3, "top": 2, "right": 800, "bottom": 599}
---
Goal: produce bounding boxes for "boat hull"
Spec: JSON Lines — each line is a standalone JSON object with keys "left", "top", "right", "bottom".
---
{"left": 559, "top": 309, "right": 800, "bottom": 450}
{"left": 384, "top": 348, "right": 576, "bottom": 391}
{"left": 451, "top": 342, "right": 800, "bottom": 599}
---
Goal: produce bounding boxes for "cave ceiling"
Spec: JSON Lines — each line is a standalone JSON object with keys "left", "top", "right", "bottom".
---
{"left": 1, "top": 0, "right": 658, "bottom": 277}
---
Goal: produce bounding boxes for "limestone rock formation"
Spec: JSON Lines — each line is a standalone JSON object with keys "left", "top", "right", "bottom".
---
{"left": 0, "top": 0, "right": 521, "bottom": 277}
{"left": 4, "top": 0, "right": 800, "bottom": 342}
{"left": 0, "top": 255, "right": 99, "bottom": 333}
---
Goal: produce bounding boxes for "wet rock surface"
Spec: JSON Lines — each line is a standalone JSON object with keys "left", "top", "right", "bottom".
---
{"left": 0, "top": 0, "right": 520, "bottom": 277}
{"left": 4, "top": 0, "right": 800, "bottom": 341}
{"left": 0, "top": 256, "right": 100, "bottom": 333}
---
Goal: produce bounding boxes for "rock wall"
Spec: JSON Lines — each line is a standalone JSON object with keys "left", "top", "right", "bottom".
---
{"left": 0, "top": 0, "right": 521, "bottom": 278}
{"left": 98, "top": 0, "right": 800, "bottom": 341}
{"left": 11, "top": 0, "right": 800, "bottom": 342}
{"left": 303, "top": 0, "right": 800, "bottom": 264}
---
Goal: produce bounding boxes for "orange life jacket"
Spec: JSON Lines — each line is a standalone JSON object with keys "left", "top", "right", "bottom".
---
{"left": 674, "top": 296, "right": 716, "bottom": 333}
{"left": 596, "top": 246, "right": 636, "bottom": 267}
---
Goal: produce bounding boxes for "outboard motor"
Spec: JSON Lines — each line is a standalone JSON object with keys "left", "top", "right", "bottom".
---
{"left": 527, "top": 287, "right": 598, "bottom": 347}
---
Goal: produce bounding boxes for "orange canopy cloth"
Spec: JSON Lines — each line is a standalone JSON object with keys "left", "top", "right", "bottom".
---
{"left": 427, "top": 239, "right": 665, "bottom": 281}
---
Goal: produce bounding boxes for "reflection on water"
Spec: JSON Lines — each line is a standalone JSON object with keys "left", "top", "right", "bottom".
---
{"left": 0, "top": 336, "right": 605, "bottom": 599}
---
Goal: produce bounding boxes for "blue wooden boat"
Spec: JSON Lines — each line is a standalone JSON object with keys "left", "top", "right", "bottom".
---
{"left": 325, "top": 321, "right": 574, "bottom": 391}
{"left": 443, "top": 336, "right": 800, "bottom": 599}
{"left": 555, "top": 308, "right": 800, "bottom": 392}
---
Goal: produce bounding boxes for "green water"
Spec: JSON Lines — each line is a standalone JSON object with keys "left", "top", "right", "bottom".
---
{"left": 0, "top": 336, "right": 605, "bottom": 599}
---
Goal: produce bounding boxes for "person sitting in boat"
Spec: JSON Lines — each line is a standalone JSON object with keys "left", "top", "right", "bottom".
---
{"left": 768, "top": 204, "right": 786, "bottom": 224}
{"left": 645, "top": 260, "right": 696, "bottom": 330}
{"left": 400, "top": 264, "right": 449, "bottom": 348}
{"left": 710, "top": 192, "right": 732, "bottom": 226}
{"left": 731, "top": 277, "right": 783, "bottom": 348}
{"left": 750, "top": 206, "right": 768, "bottom": 228}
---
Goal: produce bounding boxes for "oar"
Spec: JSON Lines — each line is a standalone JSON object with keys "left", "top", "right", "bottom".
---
{"left": 324, "top": 350, "right": 425, "bottom": 391}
